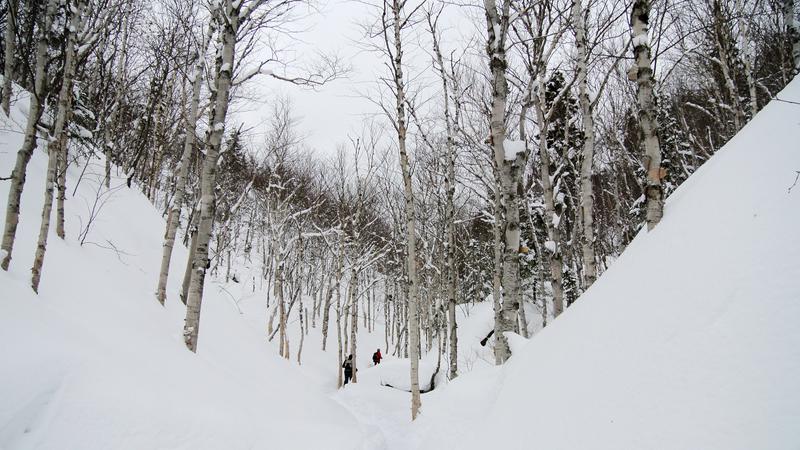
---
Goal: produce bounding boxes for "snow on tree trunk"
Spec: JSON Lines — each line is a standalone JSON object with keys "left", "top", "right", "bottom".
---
{"left": 631, "top": 0, "right": 664, "bottom": 230}
{"left": 156, "top": 34, "right": 209, "bottom": 305}
{"left": 535, "top": 102, "right": 565, "bottom": 317}
{"left": 573, "top": 0, "right": 598, "bottom": 287}
{"left": 2, "top": 0, "right": 17, "bottom": 116}
{"left": 484, "top": 0, "right": 519, "bottom": 365}
{"left": 31, "top": 0, "right": 85, "bottom": 292}
{"left": 184, "top": 1, "right": 239, "bottom": 353}
{"left": 0, "top": 0, "right": 57, "bottom": 271}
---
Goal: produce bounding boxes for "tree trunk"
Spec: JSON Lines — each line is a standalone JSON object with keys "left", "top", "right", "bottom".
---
{"left": 786, "top": 0, "right": 800, "bottom": 74}
{"left": 156, "top": 41, "right": 207, "bottom": 305}
{"left": 180, "top": 210, "right": 199, "bottom": 305}
{"left": 390, "top": 0, "right": 421, "bottom": 419}
{"left": 484, "top": 0, "right": 520, "bottom": 364}
{"left": 1, "top": 0, "right": 57, "bottom": 271}
{"left": 348, "top": 268, "right": 359, "bottom": 383}
{"left": 573, "top": 0, "right": 598, "bottom": 287}
{"left": 30, "top": 0, "right": 85, "bottom": 292}
{"left": 2, "top": 0, "right": 17, "bottom": 116}
{"left": 631, "top": 0, "right": 664, "bottom": 230}
{"left": 535, "top": 98, "right": 565, "bottom": 317}
{"left": 184, "top": 1, "right": 239, "bottom": 353}
{"left": 430, "top": 15, "right": 459, "bottom": 380}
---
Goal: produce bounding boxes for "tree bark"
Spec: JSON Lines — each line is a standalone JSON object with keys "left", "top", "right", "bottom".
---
{"left": 2, "top": 0, "right": 17, "bottom": 116}
{"left": 573, "top": 0, "right": 598, "bottom": 287}
{"left": 484, "top": 0, "right": 520, "bottom": 364}
{"left": 184, "top": 1, "right": 239, "bottom": 352}
{"left": 786, "top": 0, "right": 800, "bottom": 74}
{"left": 156, "top": 34, "right": 209, "bottom": 305}
{"left": 30, "top": 0, "right": 85, "bottom": 292}
{"left": 632, "top": 0, "right": 664, "bottom": 230}
{"left": 428, "top": 15, "right": 459, "bottom": 379}
{"left": 389, "top": 0, "right": 421, "bottom": 419}
{"left": 0, "top": 0, "right": 57, "bottom": 271}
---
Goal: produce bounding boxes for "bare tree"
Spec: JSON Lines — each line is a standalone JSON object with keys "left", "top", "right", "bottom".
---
{"left": 0, "top": 0, "right": 58, "bottom": 271}
{"left": 31, "top": 0, "right": 88, "bottom": 292}
{"left": 631, "top": 0, "right": 664, "bottom": 230}
{"left": 156, "top": 12, "right": 215, "bottom": 305}
{"left": 2, "top": 0, "right": 17, "bottom": 115}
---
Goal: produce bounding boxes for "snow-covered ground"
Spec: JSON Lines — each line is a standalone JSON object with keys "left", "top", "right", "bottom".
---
{"left": 0, "top": 88, "right": 363, "bottom": 449}
{"left": 2, "top": 75, "right": 799, "bottom": 449}
{"left": 413, "top": 78, "right": 800, "bottom": 449}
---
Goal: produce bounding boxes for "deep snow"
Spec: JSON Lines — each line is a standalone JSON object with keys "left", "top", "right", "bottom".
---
{"left": 2, "top": 74, "right": 799, "bottom": 450}
{"left": 420, "top": 78, "right": 800, "bottom": 449}
{"left": 0, "top": 87, "right": 363, "bottom": 449}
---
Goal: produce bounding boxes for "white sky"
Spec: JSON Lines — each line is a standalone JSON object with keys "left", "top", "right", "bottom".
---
{"left": 232, "top": 0, "right": 483, "bottom": 160}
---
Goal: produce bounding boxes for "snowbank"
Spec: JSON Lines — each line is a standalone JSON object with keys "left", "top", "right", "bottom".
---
{"left": 0, "top": 86, "right": 362, "bottom": 449}
{"left": 433, "top": 77, "right": 800, "bottom": 449}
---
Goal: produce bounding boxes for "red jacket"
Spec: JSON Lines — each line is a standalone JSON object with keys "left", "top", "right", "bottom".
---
{"left": 373, "top": 351, "right": 382, "bottom": 363}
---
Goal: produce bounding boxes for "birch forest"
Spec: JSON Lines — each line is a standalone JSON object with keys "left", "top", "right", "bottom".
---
{"left": 1, "top": 0, "right": 799, "bottom": 446}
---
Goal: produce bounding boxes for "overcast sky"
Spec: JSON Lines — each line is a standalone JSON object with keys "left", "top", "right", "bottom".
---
{"left": 232, "top": 0, "right": 482, "bottom": 161}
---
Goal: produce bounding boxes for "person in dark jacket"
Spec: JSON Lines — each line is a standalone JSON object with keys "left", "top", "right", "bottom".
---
{"left": 342, "top": 354, "right": 354, "bottom": 385}
{"left": 372, "top": 349, "right": 382, "bottom": 365}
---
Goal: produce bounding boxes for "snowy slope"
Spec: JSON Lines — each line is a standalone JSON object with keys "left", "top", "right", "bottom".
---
{"left": 0, "top": 87, "right": 364, "bottom": 449}
{"left": 431, "top": 78, "right": 800, "bottom": 449}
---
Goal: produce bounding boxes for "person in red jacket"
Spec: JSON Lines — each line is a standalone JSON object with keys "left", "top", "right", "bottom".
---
{"left": 372, "top": 349, "right": 382, "bottom": 365}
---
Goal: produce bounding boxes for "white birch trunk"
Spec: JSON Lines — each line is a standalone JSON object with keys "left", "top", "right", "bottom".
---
{"left": 30, "top": 0, "right": 85, "bottom": 292}
{"left": 2, "top": 0, "right": 17, "bottom": 116}
{"left": 429, "top": 17, "right": 459, "bottom": 379}
{"left": 573, "top": 0, "right": 598, "bottom": 287}
{"left": 184, "top": 1, "right": 239, "bottom": 352}
{"left": 786, "top": 0, "right": 800, "bottom": 73}
{"left": 631, "top": 0, "right": 664, "bottom": 230}
{"left": 104, "top": 10, "right": 130, "bottom": 189}
{"left": 485, "top": 0, "right": 520, "bottom": 364}
{"left": 348, "top": 267, "right": 359, "bottom": 383}
{"left": 0, "top": 0, "right": 57, "bottom": 271}
{"left": 156, "top": 35, "right": 209, "bottom": 305}
{"left": 390, "top": 0, "right": 421, "bottom": 419}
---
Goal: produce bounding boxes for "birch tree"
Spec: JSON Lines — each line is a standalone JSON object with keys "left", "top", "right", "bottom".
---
{"left": 31, "top": 0, "right": 88, "bottom": 293}
{"left": 484, "top": 0, "right": 521, "bottom": 365}
{"left": 2, "top": 0, "right": 17, "bottom": 115}
{"left": 183, "top": 0, "right": 240, "bottom": 351}
{"left": 787, "top": 0, "right": 800, "bottom": 73}
{"left": 156, "top": 14, "right": 214, "bottom": 305}
{"left": 427, "top": 7, "right": 458, "bottom": 380}
{"left": 631, "top": 0, "right": 664, "bottom": 230}
{"left": 375, "top": 0, "right": 423, "bottom": 418}
{"left": 0, "top": 0, "right": 58, "bottom": 271}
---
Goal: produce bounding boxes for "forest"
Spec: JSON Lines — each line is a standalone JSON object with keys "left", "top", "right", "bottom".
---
{"left": 1, "top": 0, "right": 799, "bottom": 445}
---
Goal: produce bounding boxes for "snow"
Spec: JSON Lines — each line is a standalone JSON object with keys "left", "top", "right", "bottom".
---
{"left": 0, "top": 86, "right": 362, "bottom": 449}
{"left": 2, "top": 73, "right": 799, "bottom": 450}
{"left": 632, "top": 34, "right": 648, "bottom": 48}
{"left": 503, "top": 139, "right": 525, "bottom": 161}
{"left": 422, "top": 77, "right": 800, "bottom": 449}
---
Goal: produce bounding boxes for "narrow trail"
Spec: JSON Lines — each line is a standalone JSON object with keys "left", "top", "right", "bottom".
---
{"left": 330, "top": 368, "right": 415, "bottom": 450}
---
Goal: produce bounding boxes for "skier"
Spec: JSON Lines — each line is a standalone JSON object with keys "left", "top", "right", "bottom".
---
{"left": 372, "top": 348, "right": 382, "bottom": 365}
{"left": 342, "top": 354, "right": 354, "bottom": 385}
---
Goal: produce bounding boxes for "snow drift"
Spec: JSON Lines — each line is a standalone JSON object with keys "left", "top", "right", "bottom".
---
{"left": 442, "top": 78, "right": 800, "bottom": 449}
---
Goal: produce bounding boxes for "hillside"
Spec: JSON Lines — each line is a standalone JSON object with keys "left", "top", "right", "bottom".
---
{"left": 0, "top": 88, "right": 364, "bottom": 449}
{"left": 415, "top": 77, "right": 800, "bottom": 449}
